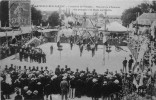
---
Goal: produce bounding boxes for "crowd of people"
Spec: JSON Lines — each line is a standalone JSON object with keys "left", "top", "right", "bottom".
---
{"left": 19, "top": 46, "right": 46, "bottom": 63}
{"left": 0, "top": 34, "right": 31, "bottom": 60}
{"left": 1, "top": 61, "right": 156, "bottom": 100}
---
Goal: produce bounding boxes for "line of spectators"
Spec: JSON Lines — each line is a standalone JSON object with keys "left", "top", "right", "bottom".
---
{"left": 1, "top": 63, "right": 156, "bottom": 100}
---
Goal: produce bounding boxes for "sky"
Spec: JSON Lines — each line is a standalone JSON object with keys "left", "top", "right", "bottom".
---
{"left": 31, "top": 0, "right": 152, "bottom": 16}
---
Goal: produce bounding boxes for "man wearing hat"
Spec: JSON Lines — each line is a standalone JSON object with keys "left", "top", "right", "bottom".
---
{"left": 92, "top": 78, "right": 101, "bottom": 100}
{"left": 69, "top": 76, "right": 76, "bottom": 99}
{"left": 32, "top": 90, "right": 40, "bottom": 100}
{"left": 14, "top": 91, "right": 22, "bottom": 100}
{"left": 24, "top": 90, "right": 32, "bottom": 100}
{"left": 55, "top": 65, "right": 61, "bottom": 76}
{"left": 123, "top": 57, "right": 127, "bottom": 73}
{"left": 60, "top": 76, "right": 69, "bottom": 100}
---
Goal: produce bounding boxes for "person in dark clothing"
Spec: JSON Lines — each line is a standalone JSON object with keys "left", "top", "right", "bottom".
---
{"left": 24, "top": 90, "right": 32, "bottom": 100}
{"left": 19, "top": 49, "right": 23, "bottom": 62}
{"left": 61, "top": 68, "right": 65, "bottom": 74}
{"left": 50, "top": 45, "right": 53, "bottom": 54}
{"left": 91, "top": 44, "right": 95, "bottom": 57}
{"left": 55, "top": 65, "right": 61, "bottom": 76}
{"left": 14, "top": 91, "right": 22, "bottom": 100}
{"left": 80, "top": 44, "right": 83, "bottom": 56}
{"left": 128, "top": 57, "right": 134, "bottom": 71}
{"left": 5, "top": 65, "right": 8, "bottom": 71}
{"left": 35, "top": 82, "right": 44, "bottom": 100}
{"left": 87, "top": 43, "right": 90, "bottom": 51}
{"left": 69, "top": 76, "right": 76, "bottom": 99}
{"left": 30, "top": 51, "right": 33, "bottom": 63}
{"left": 70, "top": 41, "right": 73, "bottom": 50}
{"left": 60, "top": 77, "right": 69, "bottom": 100}
{"left": 123, "top": 57, "right": 127, "bottom": 73}
{"left": 92, "top": 79, "right": 101, "bottom": 100}
{"left": 44, "top": 83, "right": 52, "bottom": 100}
{"left": 65, "top": 65, "right": 68, "bottom": 73}
{"left": 42, "top": 52, "right": 46, "bottom": 63}
{"left": 57, "top": 41, "right": 60, "bottom": 47}
{"left": 95, "top": 41, "right": 98, "bottom": 51}
{"left": 75, "top": 78, "right": 83, "bottom": 98}
{"left": 32, "top": 90, "right": 41, "bottom": 100}
{"left": 101, "top": 81, "right": 109, "bottom": 100}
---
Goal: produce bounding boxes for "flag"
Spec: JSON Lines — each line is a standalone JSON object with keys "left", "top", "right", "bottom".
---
{"left": 47, "top": 23, "right": 49, "bottom": 28}
{"left": 146, "top": 76, "right": 151, "bottom": 87}
{"left": 138, "top": 74, "right": 143, "bottom": 86}
{"left": 133, "top": 62, "right": 139, "bottom": 72}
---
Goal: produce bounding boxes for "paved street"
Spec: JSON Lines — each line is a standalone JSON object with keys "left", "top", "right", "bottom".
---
{"left": 1, "top": 43, "right": 134, "bottom": 73}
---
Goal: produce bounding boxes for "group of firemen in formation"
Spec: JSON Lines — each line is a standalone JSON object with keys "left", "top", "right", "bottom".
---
{"left": 19, "top": 46, "right": 46, "bottom": 63}
{"left": 1, "top": 64, "right": 132, "bottom": 100}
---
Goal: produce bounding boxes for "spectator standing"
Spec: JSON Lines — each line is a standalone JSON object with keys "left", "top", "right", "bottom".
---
{"left": 123, "top": 57, "right": 127, "bottom": 73}
{"left": 60, "top": 77, "right": 69, "bottom": 100}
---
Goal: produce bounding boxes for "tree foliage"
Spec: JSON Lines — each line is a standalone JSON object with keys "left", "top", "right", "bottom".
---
{"left": 31, "top": 6, "right": 42, "bottom": 26}
{"left": 48, "top": 11, "right": 61, "bottom": 27}
{"left": 121, "top": 7, "right": 142, "bottom": 27}
{"left": 151, "top": 1, "right": 156, "bottom": 11}
{"left": 121, "top": 1, "right": 156, "bottom": 27}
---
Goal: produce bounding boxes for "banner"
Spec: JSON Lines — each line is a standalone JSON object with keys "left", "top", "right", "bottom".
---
{"left": 9, "top": 0, "right": 31, "bottom": 27}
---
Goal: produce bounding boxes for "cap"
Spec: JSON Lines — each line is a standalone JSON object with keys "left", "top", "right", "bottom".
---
{"left": 92, "top": 78, "right": 98, "bottom": 83}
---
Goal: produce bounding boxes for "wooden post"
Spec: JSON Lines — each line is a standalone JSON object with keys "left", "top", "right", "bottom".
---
{"left": 103, "top": 45, "right": 105, "bottom": 65}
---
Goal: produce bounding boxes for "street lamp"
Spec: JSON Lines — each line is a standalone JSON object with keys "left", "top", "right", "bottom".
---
{"left": 57, "top": 45, "right": 63, "bottom": 60}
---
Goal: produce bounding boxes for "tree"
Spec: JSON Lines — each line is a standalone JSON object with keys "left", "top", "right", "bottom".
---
{"left": 48, "top": 11, "right": 61, "bottom": 27}
{"left": 31, "top": 6, "right": 42, "bottom": 26}
{"left": 121, "top": 7, "right": 141, "bottom": 27}
{"left": 151, "top": 1, "right": 156, "bottom": 12}
{"left": 137, "top": 2, "right": 150, "bottom": 13}
{"left": 121, "top": 1, "right": 155, "bottom": 27}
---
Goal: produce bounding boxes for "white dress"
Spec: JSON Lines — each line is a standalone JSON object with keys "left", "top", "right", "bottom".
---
{"left": 5, "top": 74, "right": 12, "bottom": 85}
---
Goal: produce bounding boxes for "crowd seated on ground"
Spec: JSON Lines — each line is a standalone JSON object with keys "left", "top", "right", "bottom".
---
{"left": 1, "top": 63, "right": 156, "bottom": 100}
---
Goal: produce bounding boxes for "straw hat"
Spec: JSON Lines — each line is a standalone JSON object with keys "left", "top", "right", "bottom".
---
{"left": 70, "top": 75, "right": 75, "bottom": 79}
{"left": 31, "top": 78, "right": 35, "bottom": 81}
{"left": 80, "top": 73, "right": 84, "bottom": 77}
{"left": 37, "top": 82, "right": 41, "bottom": 85}
{"left": 103, "top": 81, "right": 107, "bottom": 83}
{"left": 38, "top": 74, "right": 43, "bottom": 78}
{"left": 114, "top": 79, "right": 119, "bottom": 84}
{"left": 51, "top": 75, "right": 57, "bottom": 80}
{"left": 26, "top": 90, "right": 32, "bottom": 95}
{"left": 33, "top": 90, "right": 38, "bottom": 95}
{"left": 92, "top": 78, "right": 98, "bottom": 83}
{"left": 23, "top": 86, "right": 28, "bottom": 91}
{"left": 62, "top": 76, "right": 67, "bottom": 80}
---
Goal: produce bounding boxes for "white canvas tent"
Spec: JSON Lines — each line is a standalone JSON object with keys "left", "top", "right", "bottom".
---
{"left": 57, "top": 28, "right": 74, "bottom": 41}
{"left": 99, "top": 21, "right": 128, "bottom": 32}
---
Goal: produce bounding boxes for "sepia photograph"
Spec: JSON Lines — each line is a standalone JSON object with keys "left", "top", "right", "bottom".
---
{"left": 0, "top": 0, "right": 156, "bottom": 100}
